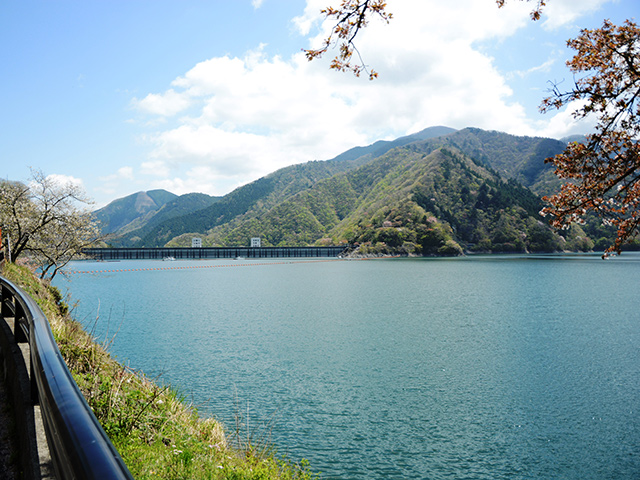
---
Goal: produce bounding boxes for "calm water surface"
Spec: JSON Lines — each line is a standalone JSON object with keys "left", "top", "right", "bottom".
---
{"left": 56, "top": 254, "right": 640, "bottom": 479}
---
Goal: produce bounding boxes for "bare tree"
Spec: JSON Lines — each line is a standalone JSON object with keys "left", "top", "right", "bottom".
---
{"left": 0, "top": 169, "right": 101, "bottom": 279}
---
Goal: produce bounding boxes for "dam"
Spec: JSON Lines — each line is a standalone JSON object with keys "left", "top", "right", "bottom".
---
{"left": 83, "top": 246, "right": 347, "bottom": 261}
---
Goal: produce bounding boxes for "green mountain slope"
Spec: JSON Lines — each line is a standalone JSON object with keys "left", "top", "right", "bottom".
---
{"left": 330, "top": 126, "right": 457, "bottom": 163}
{"left": 102, "top": 127, "right": 593, "bottom": 252}
{"left": 95, "top": 190, "right": 219, "bottom": 239}
{"left": 116, "top": 159, "right": 364, "bottom": 247}
{"left": 122, "top": 193, "right": 220, "bottom": 239}
{"left": 423, "top": 127, "right": 567, "bottom": 195}
{"left": 94, "top": 189, "right": 178, "bottom": 234}
{"left": 191, "top": 145, "right": 588, "bottom": 254}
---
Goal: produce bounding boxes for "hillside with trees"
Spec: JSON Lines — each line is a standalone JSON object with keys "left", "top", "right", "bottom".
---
{"left": 190, "top": 145, "right": 591, "bottom": 255}
{"left": 94, "top": 190, "right": 220, "bottom": 238}
{"left": 94, "top": 189, "right": 177, "bottom": 234}
{"left": 97, "top": 127, "right": 620, "bottom": 255}
{"left": 428, "top": 128, "right": 568, "bottom": 196}
{"left": 307, "top": 2, "right": 640, "bottom": 256}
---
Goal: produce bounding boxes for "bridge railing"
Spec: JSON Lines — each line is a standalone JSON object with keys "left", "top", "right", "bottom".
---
{"left": 0, "top": 275, "right": 134, "bottom": 480}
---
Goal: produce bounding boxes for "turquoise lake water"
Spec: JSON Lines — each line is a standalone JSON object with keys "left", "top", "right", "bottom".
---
{"left": 56, "top": 254, "right": 640, "bottom": 479}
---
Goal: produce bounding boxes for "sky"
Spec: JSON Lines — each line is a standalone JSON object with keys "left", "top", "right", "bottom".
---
{"left": 0, "top": 0, "right": 636, "bottom": 208}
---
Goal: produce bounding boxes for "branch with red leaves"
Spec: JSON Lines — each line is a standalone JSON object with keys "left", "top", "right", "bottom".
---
{"left": 496, "top": 0, "right": 546, "bottom": 21}
{"left": 303, "top": 0, "right": 392, "bottom": 80}
{"left": 540, "top": 20, "right": 640, "bottom": 256}
{"left": 306, "top": 1, "right": 546, "bottom": 80}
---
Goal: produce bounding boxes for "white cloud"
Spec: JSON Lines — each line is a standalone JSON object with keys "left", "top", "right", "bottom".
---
{"left": 536, "top": 99, "right": 597, "bottom": 138}
{"left": 140, "top": 159, "right": 171, "bottom": 178}
{"left": 541, "top": 0, "right": 615, "bottom": 30}
{"left": 510, "top": 58, "right": 558, "bottom": 79}
{"left": 132, "top": 0, "right": 616, "bottom": 197}
{"left": 252, "top": 0, "right": 264, "bottom": 9}
{"left": 99, "top": 166, "right": 134, "bottom": 182}
{"left": 97, "top": 166, "right": 135, "bottom": 190}
{"left": 93, "top": 167, "right": 137, "bottom": 202}
{"left": 132, "top": 88, "right": 192, "bottom": 117}
{"left": 46, "top": 173, "right": 84, "bottom": 188}
{"left": 145, "top": 165, "right": 249, "bottom": 197}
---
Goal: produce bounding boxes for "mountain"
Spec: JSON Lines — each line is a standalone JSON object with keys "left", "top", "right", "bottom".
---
{"left": 105, "top": 127, "right": 461, "bottom": 246}
{"left": 191, "top": 144, "right": 588, "bottom": 254}
{"left": 95, "top": 190, "right": 219, "bottom": 238}
{"left": 421, "top": 127, "right": 567, "bottom": 196}
{"left": 329, "top": 126, "right": 458, "bottom": 163}
{"left": 112, "top": 157, "right": 371, "bottom": 247}
{"left": 100, "top": 127, "right": 605, "bottom": 254}
{"left": 94, "top": 190, "right": 178, "bottom": 234}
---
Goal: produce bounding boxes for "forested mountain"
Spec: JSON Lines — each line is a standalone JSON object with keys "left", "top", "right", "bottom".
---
{"left": 183, "top": 145, "right": 592, "bottom": 254}
{"left": 422, "top": 128, "right": 567, "bottom": 196}
{"left": 104, "top": 126, "right": 457, "bottom": 246}
{"left": 95, "top": 190, "right": 219, "bottom": 237}
{"left": 100, "top": 127, "right": 606, "bottom": 254}
{"left": 329, "top": 126, "right": 457, "bottom": 163}
{"left": 111, "top": 158, "right": 368, "bottom": 247}
{"left": 94, "top": 190, "right": 178, "bottom": 234}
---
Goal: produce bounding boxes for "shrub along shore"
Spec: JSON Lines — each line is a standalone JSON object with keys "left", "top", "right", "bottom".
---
{"left": 1, "top": 262, "right": 315, "bottom": 480}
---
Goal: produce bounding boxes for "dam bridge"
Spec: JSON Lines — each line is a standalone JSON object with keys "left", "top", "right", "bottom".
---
{"left": 83, "top": 246, "right": 347, "bottom": 261}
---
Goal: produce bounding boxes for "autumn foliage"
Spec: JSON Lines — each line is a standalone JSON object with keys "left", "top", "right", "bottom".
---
{"left": 304, "top": 0, "right": 392, "bottom": 80}
{"left": 540, "top": 20, "right": 640, "bottom": 256}
{"left": 306, "top": 1, "right": 546, "bottom": 79}
{"left": 497, "top": 0, "right": 546, "bottom": 21}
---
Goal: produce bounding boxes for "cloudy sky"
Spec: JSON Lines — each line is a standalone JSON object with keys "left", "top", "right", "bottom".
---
{"left": 1, "top": 0, "right": 635, "bottom": 207}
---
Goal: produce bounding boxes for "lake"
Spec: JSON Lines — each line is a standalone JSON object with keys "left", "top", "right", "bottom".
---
{"left": 56, "top": 254, "right": 640, "bottom": 479}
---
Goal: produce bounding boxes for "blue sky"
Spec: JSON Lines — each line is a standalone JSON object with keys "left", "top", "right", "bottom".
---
{"left": 0, "top": 0, "right": 636, "bottom": 207}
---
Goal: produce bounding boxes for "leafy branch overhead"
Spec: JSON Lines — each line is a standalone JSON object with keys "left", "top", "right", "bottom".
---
{"left": 304, "top": 0, "right": 392, "bottom": 80}
{"left": 496, "top": 0, "right": 546, "bottom": 21}
{"left": 540, "top": 20, "right": 640, "bottom": 256}
{"left": 305, "top": 1, "right": 545, "bottom": 80}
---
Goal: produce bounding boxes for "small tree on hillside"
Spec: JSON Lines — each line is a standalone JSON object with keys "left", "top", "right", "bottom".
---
{"left": 0, "top": 170, "right": 101, "bottom": 279}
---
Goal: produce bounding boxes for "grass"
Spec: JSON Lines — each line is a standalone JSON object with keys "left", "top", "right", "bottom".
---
{"left": 1, "top": 261, "right": 316, "bottom": 480}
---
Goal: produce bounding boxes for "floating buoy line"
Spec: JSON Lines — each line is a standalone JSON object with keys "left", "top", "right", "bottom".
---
{"left": 65, "top": 257, "right": 364, "bottom": 274}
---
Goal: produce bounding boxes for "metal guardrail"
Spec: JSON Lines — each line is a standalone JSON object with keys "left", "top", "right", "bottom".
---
{"left": 0, "top": 275, "right": 134, "bottom": 480}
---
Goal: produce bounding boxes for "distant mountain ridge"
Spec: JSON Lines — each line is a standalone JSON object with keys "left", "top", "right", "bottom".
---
{"left": 94, "top": 190, "right": 177, "bottom": 234}
{"left": 194, "top": 143, "right": 577, "bottom": 254}
{"left": 329, "top": 126, "right": 458, "bottom": 163}
{"left": 94, "top": 190, "right": 219, "bottom": 237}
{"left": 96, "top": 127, "right": 606, "bottom": 254}
{"left": 423, "top": 128, "right": 566, "bottom": 196}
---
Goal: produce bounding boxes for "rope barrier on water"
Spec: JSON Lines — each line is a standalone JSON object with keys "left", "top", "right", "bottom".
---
{"left": 66, "top": 257, "right": 361, "bottom": 274}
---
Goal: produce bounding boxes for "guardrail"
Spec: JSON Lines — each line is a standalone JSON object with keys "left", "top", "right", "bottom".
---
{"left": 0, "top": 275, "right": 134, "bottom": 480}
